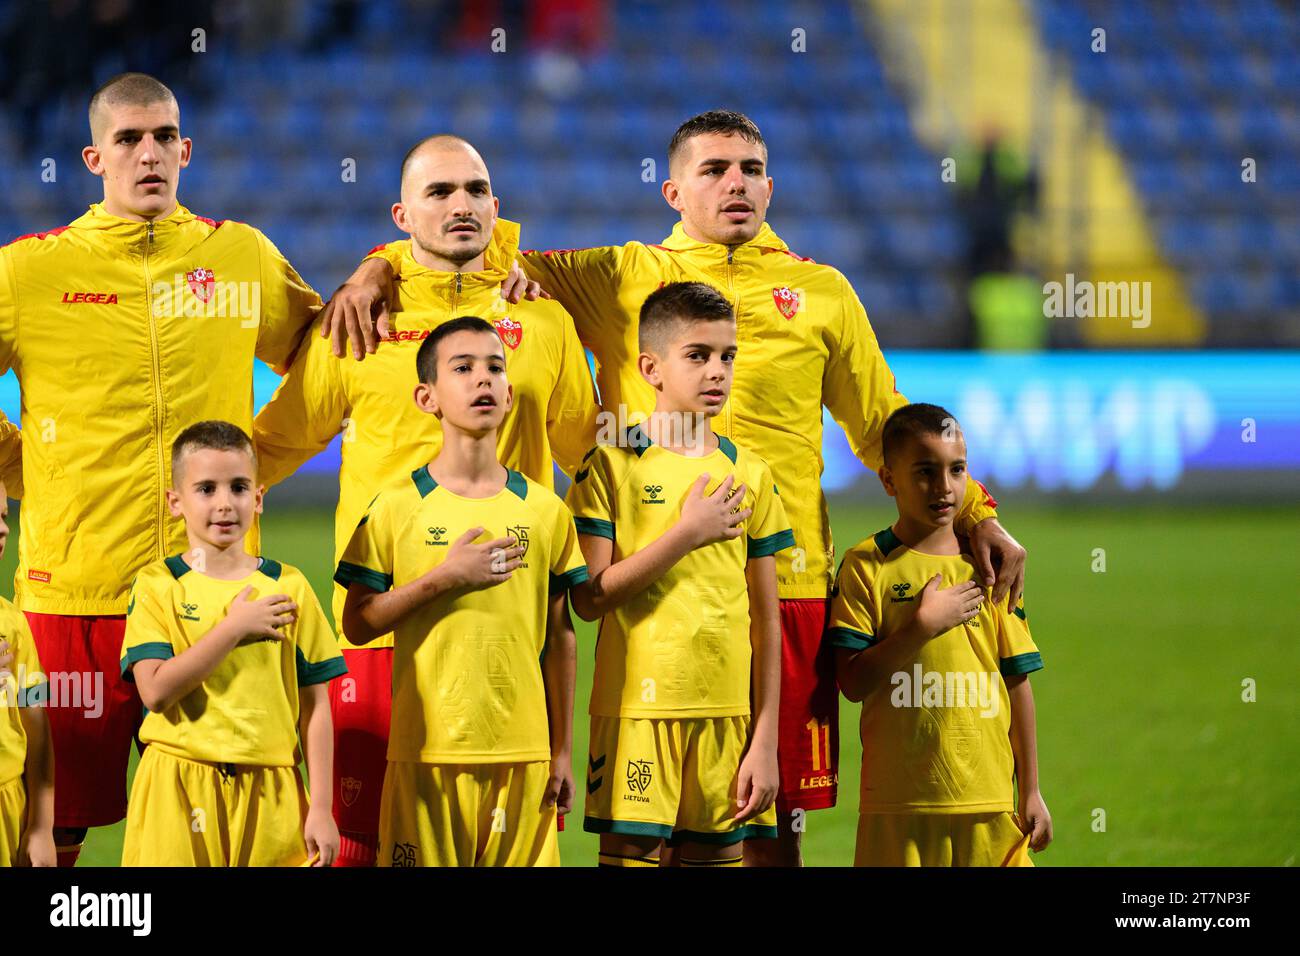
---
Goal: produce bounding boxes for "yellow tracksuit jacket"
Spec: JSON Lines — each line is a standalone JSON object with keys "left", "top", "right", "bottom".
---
{"left": 256, "top": 219, "right": 599, "bottom": 646}
{"left": 0, "top": 203, "right": 320, "bottom": 614}
{"left": 369, "top": 220, "right": 997, "bottom": 600}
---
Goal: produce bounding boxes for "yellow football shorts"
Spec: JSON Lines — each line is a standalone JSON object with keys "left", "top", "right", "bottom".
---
{"left": 0, "top": 775, "right": 26, "bottom": 867}
{"left": 121, "top": 746, "right": 311, "bottom": 866}
{"left": 378, "top": 760, "right": 559, "bottom": 867}
{"left": 855, "top": 811, "right": 1034, "bottom": 867}
{"left": 584, "top": 715, "right": 777, "bottom": 845}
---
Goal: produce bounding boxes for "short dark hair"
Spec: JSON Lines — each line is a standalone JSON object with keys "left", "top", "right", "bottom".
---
{"left": 881, "top": 404, "right": 964, "bottom": 465}
{"left": 416, "top": 316, "right": 501, "bottom": 384}
{"left": 89, "top": 73, "right": 177, "bottom": 139}
{"left": 667, "top": 110, "right": 766, "bottom": 170}
{"left": 172, "top": 420, "right": 255, "bottom": 484}
{"left": 638, "top": 281, "right": 734, "bottom": 354}
{"left": 400, "top": 133, "right": 476, "bottom": 186}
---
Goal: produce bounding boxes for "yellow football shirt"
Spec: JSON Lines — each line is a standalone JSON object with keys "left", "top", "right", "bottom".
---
{"left": 827, "top": 527, "right": 1043, "bottom": 813}
{"left": 565, "top": 425, "right": 794, "bottom": 719}
{"left": 336, "top": 466, "right": 588, "bottom": 764}
{"left": 0, "top": 597, "right": 46, "bottom": 785}
{"left": 119, "top": 555, "right": 346, "bottom": 766}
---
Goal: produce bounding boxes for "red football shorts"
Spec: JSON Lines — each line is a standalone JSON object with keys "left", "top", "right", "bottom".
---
{"left": 24, "top": 612, "right": 140, "bottom": 829}
{"left": 328, "top": 646, "right": 393, "bottom": 836}
{"left": 775, "top": 598, "right": 839, "bottom": 815}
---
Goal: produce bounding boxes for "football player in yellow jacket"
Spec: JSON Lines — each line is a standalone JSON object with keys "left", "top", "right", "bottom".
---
{"left": 0, "top": 72, "right": 369, "bottom": 864}
{"left": 253, "top": 135, "right": 598, "bottom": 866}
{"left": 342, "top": 110, "right": 1028, "bottom": 866}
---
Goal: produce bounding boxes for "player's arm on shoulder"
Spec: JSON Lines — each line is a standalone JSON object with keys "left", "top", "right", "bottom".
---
{"left": 518, "top": 245, "right": 622, "bottom": 338}
{"left": 132, "top": 583, "right": 298, "bottom": 712}
{"left": 298, "top": 680, "right": 339, "bottom": 865}
{"left": 321, "top": 241, "right": 403, "bottom": 360}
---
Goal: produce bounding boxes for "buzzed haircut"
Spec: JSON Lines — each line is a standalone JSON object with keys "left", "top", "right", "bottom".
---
{"left": 638, "top": 281, "right": 735, "bottom": 354}
{"left": 667, "top": 109, "right": 766, "bottom": 171}
{"left": 172, "top": 420, "right": 256, "bottom": 484}
{"left": 415, "top": 316, "right": 501, "bottom": 384}
{"left": 881, "top": 403, "right": 963, "bottom": 466}
{"left": 88, "top": 72, "right": 178, "bottom": 139}
{"left": 400, "top": 133, "right": 476, "bottom": 186}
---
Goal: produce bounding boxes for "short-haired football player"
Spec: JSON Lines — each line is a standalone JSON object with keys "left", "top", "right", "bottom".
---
{"left": 120, "top": 421, "right": 344, "bottom": 866}
{"left": 567, "top": 282, "right": 790, "bottom": 866}
{"left": 829, "top": 404, "right": 1050, "bottom": 866}
{"left": 338, "top": 318, "right": 587, "bottom": 866}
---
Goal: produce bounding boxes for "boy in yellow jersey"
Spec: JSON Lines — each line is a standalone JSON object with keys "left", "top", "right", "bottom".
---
{"left": 254, "top": 135, "right": 597, "bottom": 865}
{"left": 567, "top": 282, "right": 789, "bottom": 867}
{"left": 0, "top": 500, "right": 55, "bottom": 867}
{"left": 337, "top": 317, "right": 586, "bottom": 867}
{"left": 830, "top": 404, "right": 1051, "bottom": 866}
{"left": 119, "top": 422, "right": 345, "bottom": 866}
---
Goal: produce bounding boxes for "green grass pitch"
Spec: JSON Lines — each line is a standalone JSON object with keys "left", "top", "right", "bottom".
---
{"left": 8, "top": 501, "right": 1295, "bottom": 866}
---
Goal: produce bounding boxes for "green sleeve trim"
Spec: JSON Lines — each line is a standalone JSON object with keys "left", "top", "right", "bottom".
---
{"left": 163, "top": 554, "right": 191, "bottom": 579}
{"left": 826, "top": 625, "right": 877, "bottom": 651}
{"left": 1000, "top": 651, "right": 1043, "bottom": 676}
{"left": 574, "top": 516, "right": 615, "bottom": 539}
{"left": 120, "top": 641, "right": 175, "bottom": 680}
{"left": 296, "top": 649, "right": 349, "bottom": 686}
{"left": 411, "top": 466, "right": 438, "bottom": 498}
{"left": 1013, "top": 605, "right": 1027, "bottom": 621}
{"left": 334, "top": 561, "right": 392, "bottom": 592}
{"left": 549, "top": 565, "right": 590, "bottom": 594}
{"left": 505, "top": 469, "right": 529, "bottom": 500}
{"left": 872, "top": 526, "right": 904, "bottom": 557}
{"left": 583, "top": 817, "right": 674, "bottom": 839}
{"left": 747, "top": 527, "right": 795, "bottom": 558}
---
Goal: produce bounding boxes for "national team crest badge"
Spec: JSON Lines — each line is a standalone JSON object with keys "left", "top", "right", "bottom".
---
{"left": 493, "top": 317, "right": 523, "bottom": 350}
{"left": 186, "top": 267, "right": 215, "bottom": 303}
{"left": 773, "top": 286, "right": 799, "bottom": 320}
{"left": 341, "top": 776, "right": 362, "bottom": 807}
